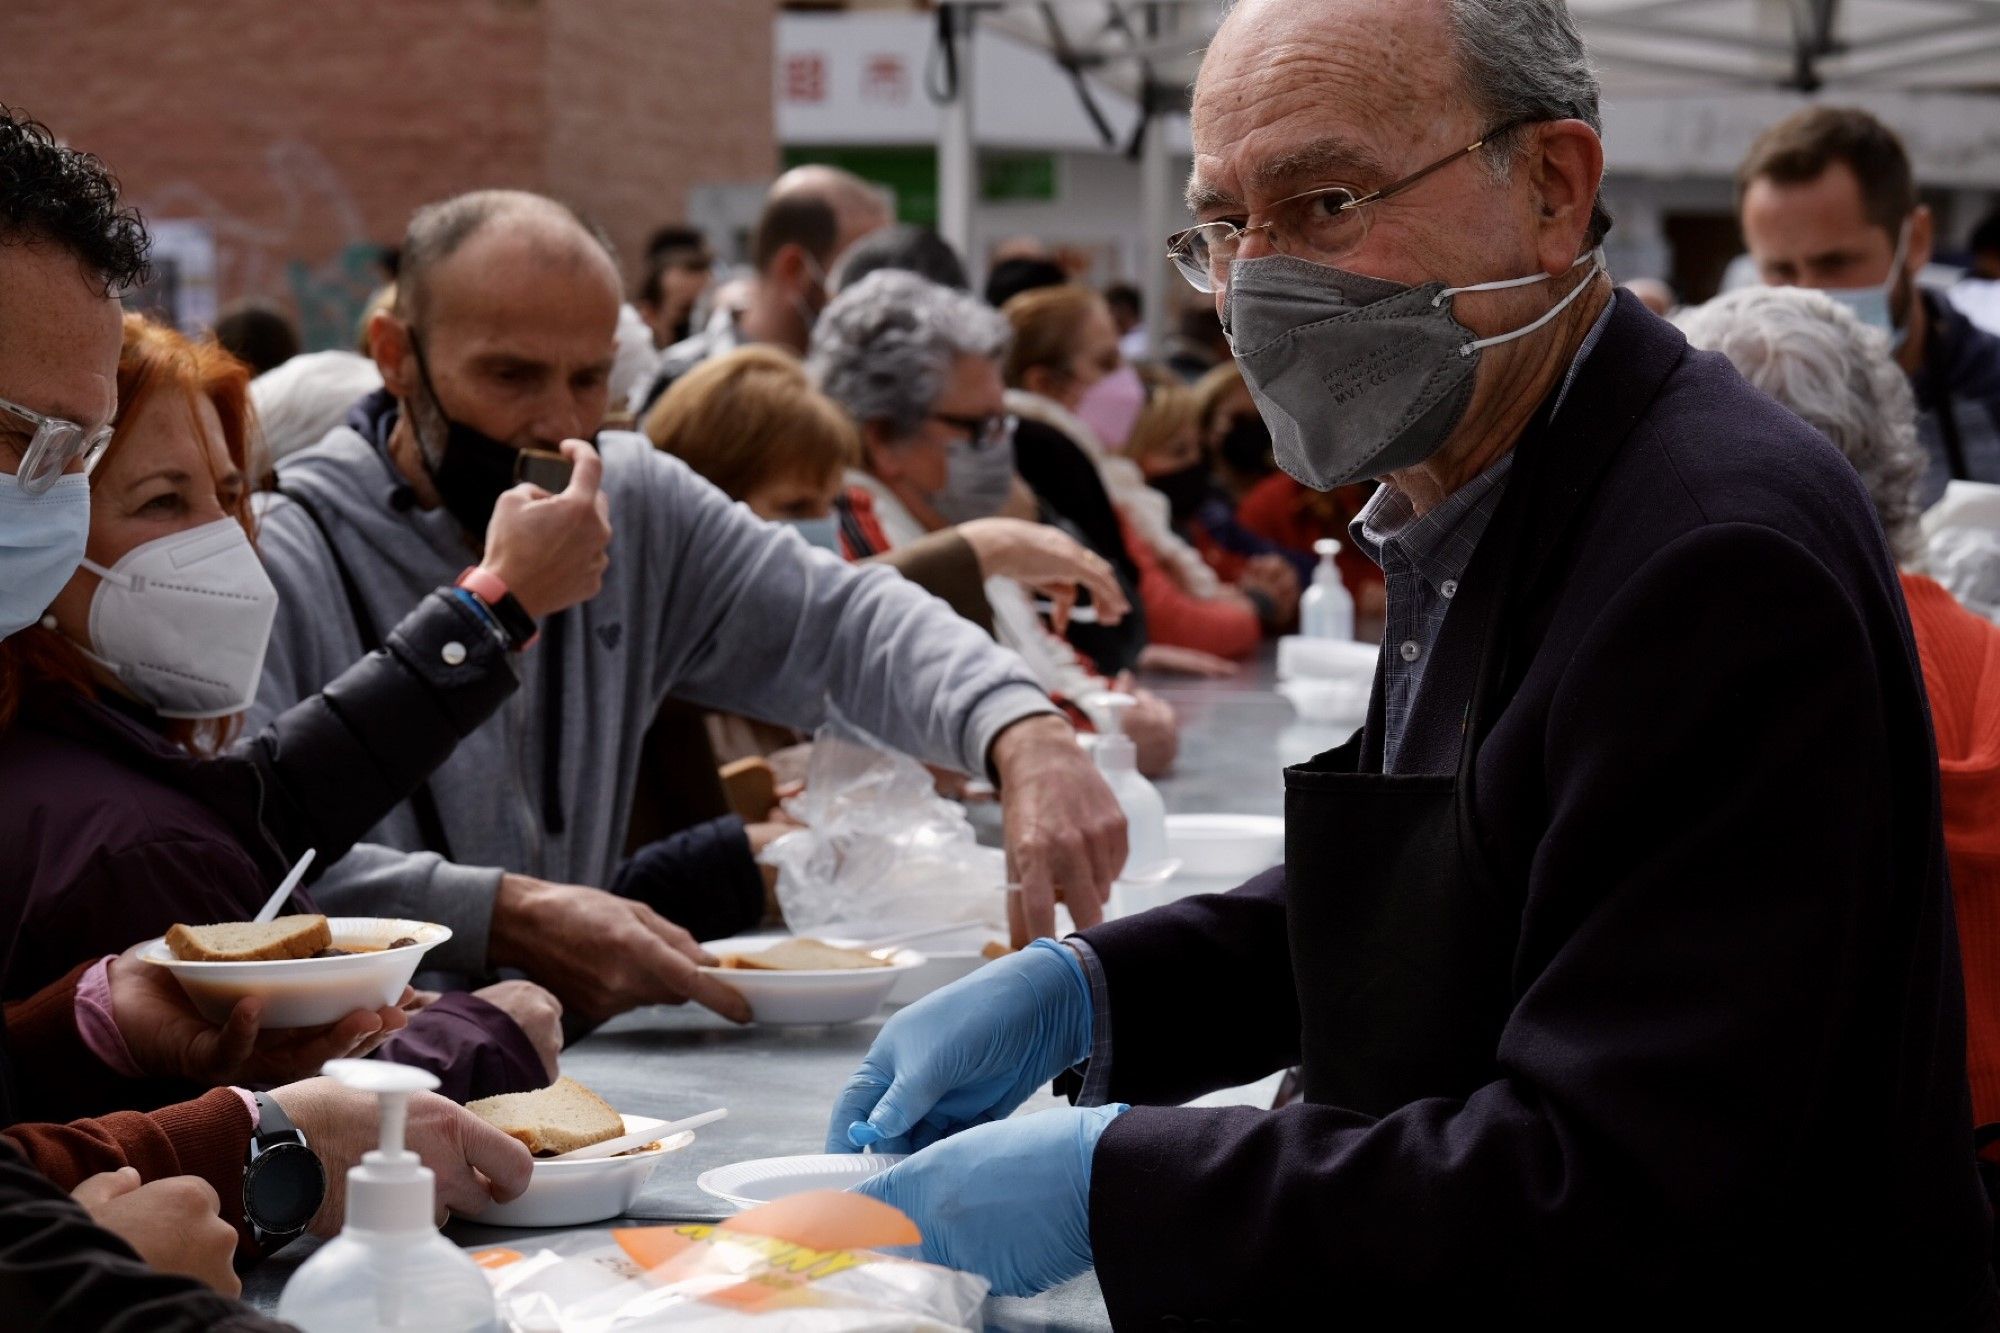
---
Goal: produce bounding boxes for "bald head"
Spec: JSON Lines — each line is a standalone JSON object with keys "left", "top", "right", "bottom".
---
{"left": 395, "top": 189, "right": 620, "bottom": 330}
{"left": 756, "top": 165, "right": 893, "bottom": 274}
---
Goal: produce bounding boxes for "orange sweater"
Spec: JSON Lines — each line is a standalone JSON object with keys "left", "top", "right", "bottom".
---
{"left": 1119, "top": 513, "right": 1261, "bottom": 660}
{"left": 1902, "top": 571, "right": 2000, "bottom": 1129}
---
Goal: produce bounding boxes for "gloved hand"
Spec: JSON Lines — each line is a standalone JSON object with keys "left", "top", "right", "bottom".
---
{"left": 853, "top": 1103, "right": 1128, "bottom": 1297}
{"left": 825, "top": 939, "right": 1092, "bottom": 1154}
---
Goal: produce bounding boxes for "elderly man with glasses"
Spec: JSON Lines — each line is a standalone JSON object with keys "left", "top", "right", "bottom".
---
{"left": 823, "top": 0, "right": 1996, "bottom": 1324}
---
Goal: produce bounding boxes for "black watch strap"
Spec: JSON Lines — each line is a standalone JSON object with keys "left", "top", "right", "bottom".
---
{"left": 245, "top": 1093, "right": 325, "bottom": 1249}
{"left": 482, "top": 588, "right": 539, "bottom": 651}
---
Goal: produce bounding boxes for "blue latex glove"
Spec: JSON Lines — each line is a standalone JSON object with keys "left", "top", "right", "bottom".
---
{"left": 853, "top": 1103, "right": 1128, "bottom": 1297}
{"left": 825, "top": 939, "right": 1092, "bottom": 1154}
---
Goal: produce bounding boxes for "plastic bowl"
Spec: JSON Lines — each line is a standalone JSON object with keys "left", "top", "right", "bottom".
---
{"left": 700, "top": 935, "right": 926, "bottom": 1025}
{"left": 136, "top": 917, "right": 450, "bottom": 1029}
{"left": 478, "top": 1117, "right": 694, "bottom": 1229}
{"left": 1164, "top": 814, "right": 1287, "bottom": 880}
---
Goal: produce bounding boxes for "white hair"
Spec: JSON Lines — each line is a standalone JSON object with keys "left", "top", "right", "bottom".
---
{"left": 807, "top": 269, "right": 1010, "bottom": 440}
{"left": 250, "top": 350, "right": 383, "bottom": 466}
{"left": 1674, "top": 286, "right": 1927, "bottom": 564}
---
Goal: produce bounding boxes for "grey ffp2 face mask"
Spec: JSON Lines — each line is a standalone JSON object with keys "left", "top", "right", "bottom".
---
{"left": 1223, "top": 249, "right": 1602, "bottom": 490}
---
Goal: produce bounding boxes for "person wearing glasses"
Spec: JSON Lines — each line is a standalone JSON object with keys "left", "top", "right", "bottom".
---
{"left": 811, "top": 269, "right": 1179, "bottom": 780}
{"left": 822, "top": 0, "right": 1993, "bottom": 1323}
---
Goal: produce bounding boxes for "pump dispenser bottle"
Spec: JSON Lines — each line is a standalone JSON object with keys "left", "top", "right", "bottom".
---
{"left": 1086, "top": 692, "right": 1171, "bottom": 881}
{"left": 278, "top": 1061, "right": 500, "bottom": 1333}
{"left": 1300, "top": 538, "right": 1355, "bottom": 640}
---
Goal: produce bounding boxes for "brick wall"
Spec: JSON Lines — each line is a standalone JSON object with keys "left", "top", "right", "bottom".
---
{"left": 0, "top": 0, "right": 777, "bottom": 346}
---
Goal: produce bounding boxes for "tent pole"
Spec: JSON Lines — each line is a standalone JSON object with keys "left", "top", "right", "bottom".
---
{"left": 939, "top": 7, "right": 978, "bottom": 268}
{"left": 1139, "top": 97, "right": 1174, "bottom": 361}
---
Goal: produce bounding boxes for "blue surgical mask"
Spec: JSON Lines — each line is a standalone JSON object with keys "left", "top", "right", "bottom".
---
{"left": 1819, "top": 219, "right": 1912, "bottom": 352}
{"left": 784, "top": 514, "right": 842, "bottom": 555}
{"left": 0, "top": 470, "right": 90, "bottom": 638}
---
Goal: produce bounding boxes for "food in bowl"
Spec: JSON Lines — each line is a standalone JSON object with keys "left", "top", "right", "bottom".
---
{"left": 165, "top": 916, "right": 420, "bottom": 962}
{"left": 467, "top": 1077, "right": 634, "bottom": 1158}
{"left": 166, "top": 916, "right": 332, "bottom": 962}
{"left": 716, "top": 938, "right": 889, "bottom": 971}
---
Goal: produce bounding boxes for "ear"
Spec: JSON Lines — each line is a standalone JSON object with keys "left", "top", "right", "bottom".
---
{"left": 1021, "top": 364, "right": 1064, "bottom": 401}
{"left": 861, "top": 421, "right": 901, "bottom": 478}
{"left": 771, "top": 242, "right": 812, "bottom": 291}
{"left": 1528, "top": 119, "right": 1605, "bottom": 276}
{"left": 368, "top": 311, "right": 417, "bottom": 400}
{"left": 1908, "top": 203, "right": 1936, "bottom": 273}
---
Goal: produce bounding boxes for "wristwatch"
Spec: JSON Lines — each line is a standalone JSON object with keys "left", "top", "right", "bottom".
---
{"left": 243, "top": 1092, "right": 326, "bottom": 1250}
{"left": 456, "top": 565, "right": 539, "bottom": 651}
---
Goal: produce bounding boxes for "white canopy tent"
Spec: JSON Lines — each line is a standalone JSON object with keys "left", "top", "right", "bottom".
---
{"left": 928, "top": 0, "right": 2000, "bottom": 341}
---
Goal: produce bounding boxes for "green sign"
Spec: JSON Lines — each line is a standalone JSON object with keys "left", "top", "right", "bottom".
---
{"left": 981, "top": 153, "right": 1058, "bottom": 203}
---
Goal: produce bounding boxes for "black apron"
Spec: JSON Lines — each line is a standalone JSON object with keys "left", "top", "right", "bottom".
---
{"left": 1281, "top": 433, "right": 1538, "bottom": 1116}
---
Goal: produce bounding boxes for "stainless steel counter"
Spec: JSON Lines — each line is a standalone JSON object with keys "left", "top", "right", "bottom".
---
{"left": 244, "top": 648, "right": 1344, "bottom": 1328}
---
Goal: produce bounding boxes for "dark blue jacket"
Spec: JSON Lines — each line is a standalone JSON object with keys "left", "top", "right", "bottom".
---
{"left": 1077, "top": 292, "right": 1997, "bottom": 1328}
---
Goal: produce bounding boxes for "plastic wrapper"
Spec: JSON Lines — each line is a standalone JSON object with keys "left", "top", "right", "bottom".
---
{"left": 1928, "top": 525, "right": 2000, "bottom": 623}
{"left": 472, "top": 1193, "right": 987, "bottom": 1332}
{"left": 761, "top": 720, "right": 1006, "bottom": 936}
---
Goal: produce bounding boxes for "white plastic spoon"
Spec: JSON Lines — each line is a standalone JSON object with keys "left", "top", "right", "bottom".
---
{"left": 549, "top": 1107, "right": 730, "bottom": 1162}
{"left": 854, "top": 920, "right": 990, "bottom": 955}
{"left": 251, "top": 848, "right": 316, "bottom": 924}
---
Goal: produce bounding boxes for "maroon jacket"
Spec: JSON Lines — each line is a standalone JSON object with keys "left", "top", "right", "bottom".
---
{"left": 0, "top": 589, "right": 548, "bottom": 1111}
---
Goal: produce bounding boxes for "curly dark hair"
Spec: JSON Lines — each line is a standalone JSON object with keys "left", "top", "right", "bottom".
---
{"left": 0, "top": 105, "right": 150, "bottom": 294}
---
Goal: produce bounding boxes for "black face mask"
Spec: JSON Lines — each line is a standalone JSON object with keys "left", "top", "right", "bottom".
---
{"left": 1216, "top": 412, "right": 1275, "bottom": 479}
{"left": 1148, "top": 461, "right": 1212, "bottom": 526}
{"left": 407, "top": 336, "right": 520, "bottom": 542}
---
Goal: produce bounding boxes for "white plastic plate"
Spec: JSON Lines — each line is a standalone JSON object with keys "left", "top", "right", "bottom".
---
{"left": 136, "top": 917, "right": 450, "bottom": 1029}
{"left": 696, "top": 1153, "right": 908, "bottom": 1211}
{"left": 1163, "top": 814, "right": 1287, "bottom": 880}
{"left": 478, "top": 1116, "right": 696, "bottom": 1229}
{"left": 699, "top": 935, "right": 925, "bottom": 1025}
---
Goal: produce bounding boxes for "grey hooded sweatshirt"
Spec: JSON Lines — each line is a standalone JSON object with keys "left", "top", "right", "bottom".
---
{"left": 250, "top": 405, "right": 1055, "bottom": 972}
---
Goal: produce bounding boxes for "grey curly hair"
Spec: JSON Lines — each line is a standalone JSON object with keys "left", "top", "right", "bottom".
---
{"left": 1674, "top": 285, "right": 1927, "bottom": 565}
{"left": 807, "top": 269, "right": 1011, "bottom": 442}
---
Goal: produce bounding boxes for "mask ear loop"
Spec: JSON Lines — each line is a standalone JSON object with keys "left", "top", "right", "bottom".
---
{"left": 1441, "top": 250, "right": 1604, "bottom": 358}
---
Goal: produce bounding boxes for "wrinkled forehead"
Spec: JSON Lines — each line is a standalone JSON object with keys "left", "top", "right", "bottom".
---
{"left": 1189, "top": 0, "right": 1466, "bottom": 211}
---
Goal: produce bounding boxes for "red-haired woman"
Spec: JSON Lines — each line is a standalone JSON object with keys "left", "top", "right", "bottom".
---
{"left": 0, "top": 316, "right": 592, "bottom": 1266}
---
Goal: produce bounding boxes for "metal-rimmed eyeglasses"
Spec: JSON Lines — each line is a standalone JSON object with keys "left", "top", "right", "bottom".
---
{"left": 1166, "top": 119, "right": 1531, "bottom": 294}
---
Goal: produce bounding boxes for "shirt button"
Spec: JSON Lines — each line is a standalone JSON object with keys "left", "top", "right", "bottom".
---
{"left": 441, "top": 641, "right": 467, "bottom": 666}
{"left": 1441, "top": 579, "right": 1459, "bottom": 599}
{"left": 1400, "top": 640, "right": 1421, "bottom": 663}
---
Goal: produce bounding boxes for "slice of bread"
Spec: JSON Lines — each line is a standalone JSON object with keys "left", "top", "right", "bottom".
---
{"left": 719, "top": 938, "right": 890, "bottom": 972}
{"left": 165, "top": 916, "right": 331, "bottom": 963}
{"left": 466, "top": 1077, "right": 625, "bottom": 1157}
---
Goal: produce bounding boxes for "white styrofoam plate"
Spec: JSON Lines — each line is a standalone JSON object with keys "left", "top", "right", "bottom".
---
{"left": 699, "top": 935, "right": 925, "bottom": 1025}
{"left": 136, "top": 917, "right": 450, "bottom": 1029}
{"left": 1164, "top": 814, "right": 1287, "bottom": 880}
{"left": 478, "top": 1116, "right": 696, "bottom": 1229}
{"left": 696, "top": 1153, "right": 907, "bottom": 1211}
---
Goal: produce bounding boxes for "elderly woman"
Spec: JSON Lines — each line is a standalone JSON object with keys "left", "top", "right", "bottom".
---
{"left": 810, "top": 270, "right": 1178, "bottom": 775}
{"left": 1679, "top": 284, "right": 2000, "bottom": 1134}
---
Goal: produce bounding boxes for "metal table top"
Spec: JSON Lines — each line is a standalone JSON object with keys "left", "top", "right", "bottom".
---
{"left": 244, "top": 649, "right": 1344, "bottom": 1327}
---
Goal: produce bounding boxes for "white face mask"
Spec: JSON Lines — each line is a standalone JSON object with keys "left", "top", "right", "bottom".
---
{"left": 74, "top": 517, "right": 279, "bottom": 719}
{"left": 1818, "top": 218, "right": 1913, "bottom": 352}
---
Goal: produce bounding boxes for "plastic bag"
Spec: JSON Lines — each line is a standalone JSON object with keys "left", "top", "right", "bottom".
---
{"left": 1928, "top": 525, "right": 2000, "bottom": 623}
{"left": 473, "top": 1192, "right": 988, "bottom": 1332}
{"left": 761, "top": 720, "right": 1006, "bottom": 936}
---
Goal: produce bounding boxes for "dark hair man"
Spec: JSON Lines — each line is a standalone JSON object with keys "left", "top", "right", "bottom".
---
{"left": 1738, "top": 105, "right": 2000, "bottom": 504}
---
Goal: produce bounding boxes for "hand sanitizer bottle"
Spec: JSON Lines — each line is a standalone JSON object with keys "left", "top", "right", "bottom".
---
{"left": 278, "top": 1061, "right": 500, "bottom": 1333}
{"left": 1086, "top": 692, "right": 1171, "bottom": 881}
{"left": 1300, "top": 538, "right": 1355, "bottom": 640}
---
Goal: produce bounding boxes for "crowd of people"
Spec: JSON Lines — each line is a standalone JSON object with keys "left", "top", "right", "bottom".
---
{"left": 8, "top": 0, "right": 2000, "bottom": 1320}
